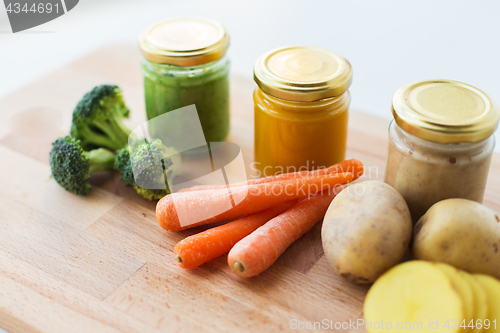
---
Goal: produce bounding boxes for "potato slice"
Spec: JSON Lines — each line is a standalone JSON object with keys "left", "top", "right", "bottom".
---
{"left": 364, "top": 261, "right": 464, "bottom": 333}
{"left": 474, "top": 275, "right": 500, "bottom": 333}
{"left": 461, "top": 272, "right": 489, "bottom": 333}
{"left": 436, "top": 263, "right": 474, "bottom": 332}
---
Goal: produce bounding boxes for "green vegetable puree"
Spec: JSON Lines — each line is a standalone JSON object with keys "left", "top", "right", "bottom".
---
{"left": 142, "top": 57, "right": 230, "bottom": 146}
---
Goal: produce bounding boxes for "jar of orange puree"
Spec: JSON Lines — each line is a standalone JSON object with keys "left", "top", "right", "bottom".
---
{"left": 253, "top": 46, "right": 353, "bottom": 177}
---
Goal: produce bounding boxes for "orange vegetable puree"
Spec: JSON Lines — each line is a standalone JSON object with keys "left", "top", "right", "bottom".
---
{"left": 254, "top": 88, "right": 350, "bottom": 177}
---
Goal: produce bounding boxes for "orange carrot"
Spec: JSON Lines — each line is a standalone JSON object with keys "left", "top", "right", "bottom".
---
{"left": 178, "top": 159, "right": 363, "bottom": 192}
{"left": 227, "top": 188, "right": 343, "bottom": 278}
{"left": 156, "top": 173, "right": 352, "bottom": 232}
{"left": 321, "top": 159, "right": 364, "bottom": 180}
{"left": 174, "top": 200, "right": 298, "bottom": 269}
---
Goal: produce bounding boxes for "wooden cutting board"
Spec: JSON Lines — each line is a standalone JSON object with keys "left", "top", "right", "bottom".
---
{"left": 1, "top": 44, "right": 500, "bottom": 333}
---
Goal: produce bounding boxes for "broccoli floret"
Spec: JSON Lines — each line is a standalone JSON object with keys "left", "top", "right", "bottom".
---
{"left": 131, "top": 139, "right": 173, "bottom": 190}
{"left": 114, "top": 146, "right": 135, "bottom": 186}
{"left": 49, "top": 136, "right": 115, "bottom": 195}
{"left": 114, "top": 139, "right": 182, "bottom": 200}
{"left": 70, "top": 84, "right": 132, "bottom": 151}
{"left": 132, "top": 186, "right": 171, "bottom": 201}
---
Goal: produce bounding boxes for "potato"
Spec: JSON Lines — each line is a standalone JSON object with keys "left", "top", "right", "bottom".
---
{"left": 435, "top": 264, "right": 474, "bottom": 332}
{"left": 461, "top": 272, "right": 489, "bottom": 331}
{"left": 412, "top": 198, "right": 500, "bottom": 279}
{"left": 321, "top": 180, "right": 412, "bottom": 283}
{"left": 474, "top": 274, "right": 500, "bottom": 331}
{"left": 364, "top": 261, "right": 465, "bottom": 333}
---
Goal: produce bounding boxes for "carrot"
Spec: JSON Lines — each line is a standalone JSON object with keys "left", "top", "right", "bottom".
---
{"left": 227, "top": 187, "right": 344, "bottom": 278}
{"left": 322, "top": 159, "right": 364, "bottom": 180}
{"left": 174, "top": 201, "right": 298, "bottom": 269}
{"left": 178, "top": 159, "right": 363, "bottom": 192}
{"left": 156, "top": 172, "right": 352, "bottom": 232}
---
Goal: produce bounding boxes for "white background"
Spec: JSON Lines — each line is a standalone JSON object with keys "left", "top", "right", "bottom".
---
{"left": 0, "top": 0, "right": 499, "bottom": 330}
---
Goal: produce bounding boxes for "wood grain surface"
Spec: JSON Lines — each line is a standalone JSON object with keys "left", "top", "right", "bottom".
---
{"left": 1, "top": 44, "right": 500, "bottom": 333}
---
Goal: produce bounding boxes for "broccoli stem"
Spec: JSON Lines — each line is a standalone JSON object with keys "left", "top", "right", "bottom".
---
{"left": 92, "top": 111, "right": 132, "bottom": 150}
{"left": 112, "top": 104, "right": 133, "bottom": 137}
{"left": 83, "top": 148, "right": 116, "bottom": 173}
{"left": 77, "top": 126, "right": 124, "bottom": 151}
{"left": 92, "top": 120, "right": 128, "bottom": 149}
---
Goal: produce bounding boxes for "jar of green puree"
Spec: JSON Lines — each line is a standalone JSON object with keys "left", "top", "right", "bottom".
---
{"left": 139, "top": 18, "right": 230, "bottom": 146}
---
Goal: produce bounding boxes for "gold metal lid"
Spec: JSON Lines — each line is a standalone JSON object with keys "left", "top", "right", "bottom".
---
{"left": 392, "top": 80, "right": 500, "bottom": 143}
{"left": 253, "top": 46, "right": 352, "bottom": 102}
{"left": 139, "top": 18, "right": 229, "bottom": 67}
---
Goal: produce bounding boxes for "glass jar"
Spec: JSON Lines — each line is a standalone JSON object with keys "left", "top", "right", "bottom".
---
{"left": 384, "top": 80, "right": 500, "bottom": 222}
{"left": 253, "top": 46, "right": 353, "bottom": 177}
{"left": 139, "top": 18, "right": 230, "bottom": 147}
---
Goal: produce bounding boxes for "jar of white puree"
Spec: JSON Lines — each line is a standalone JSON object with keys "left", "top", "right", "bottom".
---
{"left": 384, "top": 80, "right": 500, "bottom": 223}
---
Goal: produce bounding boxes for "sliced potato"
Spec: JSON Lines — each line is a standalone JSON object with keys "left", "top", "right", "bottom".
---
{"left": 474, "top": 275, "right": 500, "bottom": 333}
{"left": 461, "top": 272, "right": 489, "bottom": 333}
{"left": 364, "top": 261, "right": 464, "bottom": 333}
{"left": 436, "top": 263, "right": 474, "bottom": 332}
